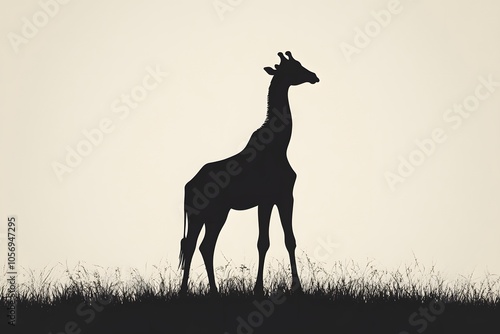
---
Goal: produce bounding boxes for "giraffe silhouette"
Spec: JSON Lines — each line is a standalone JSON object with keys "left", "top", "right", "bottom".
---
{"left": 179, "top": 51, "right": 319, "bottom": 295}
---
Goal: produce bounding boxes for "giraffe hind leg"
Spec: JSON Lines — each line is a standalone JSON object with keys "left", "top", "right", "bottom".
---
{"left": 199, "top": 210, "right": 229, "bottom": 294}
{"left": 179, "top": 217, "right": 204, "bottom": 295}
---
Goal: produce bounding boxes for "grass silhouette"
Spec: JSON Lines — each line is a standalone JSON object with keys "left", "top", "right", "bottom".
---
{"left": 1, "top": 255, "right": 499, "bottom": 333}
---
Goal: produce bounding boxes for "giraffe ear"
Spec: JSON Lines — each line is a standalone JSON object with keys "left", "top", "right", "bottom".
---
{"left": 264, "top": 67, "right": 276, "bottom": 75}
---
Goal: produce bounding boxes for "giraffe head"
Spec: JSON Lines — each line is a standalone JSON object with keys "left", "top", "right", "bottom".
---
{"left": 264, "top": 51, "right": 319, "bottom": 86}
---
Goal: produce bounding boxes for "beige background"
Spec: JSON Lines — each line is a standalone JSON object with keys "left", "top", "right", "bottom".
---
{"left": 1, "top": 0, "right": 499, "bottom": 281}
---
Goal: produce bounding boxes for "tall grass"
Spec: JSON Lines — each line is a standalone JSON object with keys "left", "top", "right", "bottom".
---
{"left": 1, "top": 255, "right": 499, "bottom": 307}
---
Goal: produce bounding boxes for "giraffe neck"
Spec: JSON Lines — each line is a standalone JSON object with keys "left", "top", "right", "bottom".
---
{"left": 261, "top": 77, "right": 292, "bottom": 153}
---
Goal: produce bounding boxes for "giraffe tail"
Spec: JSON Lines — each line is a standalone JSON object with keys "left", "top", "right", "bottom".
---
{"left": 178, "top": 209, "right": 188, "bottom": 270}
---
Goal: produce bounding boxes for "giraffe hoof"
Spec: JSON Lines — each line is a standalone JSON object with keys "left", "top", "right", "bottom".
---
{"left": 253, "top": 288, "right": 264, "bottom": 297}
{"left": 291, "top": 280, "right": 303, "bottom": 295}
{"left": 208, "top": 288, "right": 220, "bottom": 297}
{"left": 253, "top": 283, "right": 265, "bottom": 296}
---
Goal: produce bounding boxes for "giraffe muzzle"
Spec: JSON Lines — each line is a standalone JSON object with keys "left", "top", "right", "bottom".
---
{"left": 310, "top": 75, "right": 320, "bottom": 84}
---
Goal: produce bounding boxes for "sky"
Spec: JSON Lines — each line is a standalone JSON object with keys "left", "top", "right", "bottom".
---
{"left": 1, "top": 0, "right": 499, "bottom": 284}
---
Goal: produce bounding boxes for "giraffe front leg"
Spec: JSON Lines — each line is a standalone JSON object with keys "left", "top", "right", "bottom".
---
{"left": 277, "top": 196, "right": 302, "bottom": 293}
{"left": 254, "top": 204, "right": 273, "bottom": 296}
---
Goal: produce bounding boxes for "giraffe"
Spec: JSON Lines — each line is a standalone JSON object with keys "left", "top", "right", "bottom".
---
{"left": 179, "top": 51, "right": 319, "bottom": 295}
